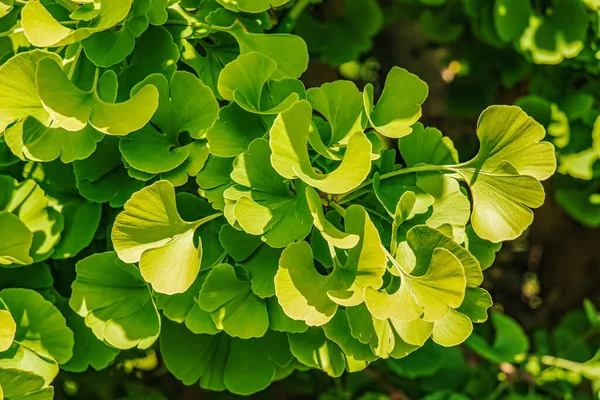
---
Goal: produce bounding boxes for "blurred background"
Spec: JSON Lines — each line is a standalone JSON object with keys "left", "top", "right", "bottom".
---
{"left": 53, "top": 0, "right": 600, "bottom": 399}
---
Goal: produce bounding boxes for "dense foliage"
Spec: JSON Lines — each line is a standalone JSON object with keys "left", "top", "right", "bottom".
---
{"left": 0, "top": 0, "right": 597, "bottom": 399}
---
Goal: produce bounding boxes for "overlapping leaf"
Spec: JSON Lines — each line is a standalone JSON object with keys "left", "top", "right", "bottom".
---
{"left": 0, "top": 289, "right": 74, "bottom": 383}
{"left": 35, "top": 57, "right": 159, "bottom": 136}
{"left": 69, "top": 252, "right": 160, "bottom": 350}
{"left": 269, "top": 100, "right": 372, "bottom": 194}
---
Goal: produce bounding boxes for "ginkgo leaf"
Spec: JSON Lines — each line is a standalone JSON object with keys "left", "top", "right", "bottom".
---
{"left": 416, "top": 172, "right": 470, "bottom": 243}
{"left": 197, "top": 155, "right": 234, "bottom": 211}
{"left": 218, "top": 224, "right": 263, "bottom": 262}
{"left": 207, "top": 103, "right": 271, "bottom": 157}
{"left": 131, "top": 71, "right": 219, "bottom": 140}
{"left": 241, "top": 245, "right": 282, "bottom": 299}
{"left": 391, "top": 192, "right": 418, "bottom": 248}
{"left": 373, "top": 173, "right": 433, "bottom": 218}
{"left": 457, "top": 287, "right": 493, "bottom": 323}
{"left": 363, "top": 67, "right": 428, "bottom": 138}
{"left": 199, "top": 263, "right": 269, "bottom": 339}
{"left": 119, "top": 125, "right": 189, "bottom": 174}
{"left": 226, "top": 138, "right": 312, "bottom": 248}
{"left": 160, "top": 320, "right": 292, "bottom": 395}
{"left": 275, "top": 241, "right": 346, "bottom": 326}
{"left": 365, "top": 275, "right": 424, "bottom": 323}
{"left": 73, "top": 136, "right": 145, "bottom": 208}
{"left": 345, "top": 304, "right": 421, "bottom": 359}
{"left": 406, "top": 225, "right": 482, "bottom": 287}
{"left": 0, "top": 264, "right": 54, "bottom": 294}
{"left": 56, "top": 296, "right": 119, "bottom": 373}
{"left": 69, "top": 252, "right": 161, "bottom": 350}
{"left": 0, "top": 310, "right": 15, "bottom": 352}
{"left": 366, "top": 225, "right": 473, "bottom": 325}
{"left": 35, "top": 57, "right": 159, "bottom": 135}
{"left": 306, "top": 80, "right": 363, "bottom": 145}
{"left": 398, "top": 123, "right": 458, "bottom": 167}
{"left": 389, "top": 317, "right": 434, "bottom": 347}
{"left": 117, "top": 25, "right": 180, "bottom": 99}
{"left": 267, "top": 297, "right": 309, "bottom": 333}
{"left": 3, "top": 178, "right": 64, "bottom": 263}
{"left": 519, "top": 0, "right": 588, "bottom": 64}
{"left": 0, "top": 50, "right": 61, "bottom": 132}
{"left": 217, "top": 52, "right": 303, "bottom": 115}
{"left": 224, "top": 20, "right": 308, "bottom": 79}
{"left": 275, "top": 205, "right": 386, "bottom": 324}
{"left": 288, "top": 326, "right": 368, "bottom": 377}
{"left": 81, "top": 0, "right": 151, "bottom": 67}
{"left": 322, "top": 310, "right": 377, "bottom": 362}
{"left": 120, "top": 72, "right": 216, "bottom": 184}
{"left": 269, "top": 100, "right": 372, "bottom": 194}
{"left": 0, "top": 289, "right": 74, "bottom": 383}
{"left": 430, "top": 309, "right": 473, "bottom": 347}
{"left": 464, "top": 225, "right": 501, "bottom": 270}
{"left": 0, "top": 212, "right": 33, "bottom": 266}
{"left": 388, "top": 248, "right": 465, "bottom": 322}
{"left": 112, "top": 180, "right": 218, "bottom": 294}
{"left": 21, "top": 0, "right": 131, "bottom": 48}
{"left": 0, "top": 368, "right": 53, "bottom": 400}
{"left": 452, "top": 106, "right": 556, "bottom": 243}
{"left": 5, "top": 117, "right": 103, "bottom": 163}
{"left": 326, "top": 206, "right": 387, "bottom": 307}
{"left": 155, "top": 271, "right": 219, "bottom": 336}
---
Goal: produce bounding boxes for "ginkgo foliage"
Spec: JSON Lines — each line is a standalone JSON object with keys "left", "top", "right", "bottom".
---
{"left": 0, "top": 0, "right": 556, "bottom": 397}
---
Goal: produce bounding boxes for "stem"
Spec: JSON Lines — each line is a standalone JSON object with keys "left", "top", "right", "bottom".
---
{"left": 275, "top": 0, "right": 311, "bottom": 33}
{"left": 194, "top": 212, "right": 223, "bottom": 227}
{"left": 211, "top": 250, "right": 228, "bottom": 267}
{"left": 66, "top": 45, "right": 83, "bottom": 80}
{"left": 337, "top": 164, "right": 453, "bottom": 205}
{"left": 91, "top": 67, "right": 100, "bottom": 91}
{"left": 289, "top": 0, "right": 311, "bottom": 20}
{"left": 489, "top": 382, "right": 508, "bottom": 400}
{"left": 360, "top": 205, "right": 393, "bottom": 224}
{"left": 382, "top": 245, "right": 405, "bottom": 276}
{"left": 329, "top": 201, "right": 346, "bottom": 217}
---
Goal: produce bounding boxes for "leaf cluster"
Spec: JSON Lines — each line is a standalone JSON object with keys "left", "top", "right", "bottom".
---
{"left": 0, "top": 0, "right": 557, "bottom": 397}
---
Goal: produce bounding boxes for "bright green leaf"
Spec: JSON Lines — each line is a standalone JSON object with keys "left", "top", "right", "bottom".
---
{"left": 35, "top": 57, "right": 159, "bottom": 136}
{"left": 452, "top": 106, "right": 556, "bottom": 242}
{"left": 363, "top": 67, "right": 428, "bottom": 138}
{"left": 270, "top": 100, "right": 372, "bottom": 194}
{"left": 112, "top": 180, "right": 215, "bottom": 294}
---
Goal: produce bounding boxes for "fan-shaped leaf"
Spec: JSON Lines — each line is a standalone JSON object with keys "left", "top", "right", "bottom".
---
{"left": 0, "top": 289, "right": 74, "bottom": 383}
{"left": 69, "top": 252, "right": 160, "bottom": 350}
{"left": 452, "top": 106, "right": 556, "bottom": 242}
